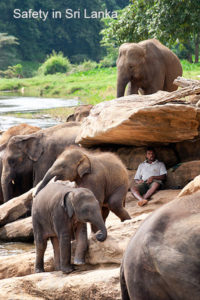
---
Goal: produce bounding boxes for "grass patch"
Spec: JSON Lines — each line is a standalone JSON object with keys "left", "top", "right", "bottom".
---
{"left": 3, "top": 107, "right": 75, "bottom": 122}
{"left": 0, "top": 60, "right": 199, "bottom": 108}
{"left": 0, "top": 67, "right": 117, "bottom": 104}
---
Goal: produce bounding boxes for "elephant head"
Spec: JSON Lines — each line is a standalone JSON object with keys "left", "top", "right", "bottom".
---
{"left": 1, "top": 135, "right": 44, "bottom": 202}
{"left": 116, "top": 43, "right": 146, "bottom": 97}
{"left": 62, "top": 187, "right": 107, "bottom": 242}
{"left": 35, "top": 147, "right": 91, "bottom": 196}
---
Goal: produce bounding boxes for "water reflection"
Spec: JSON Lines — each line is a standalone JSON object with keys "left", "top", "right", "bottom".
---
{"left": 0, "top": 95, "right": 79, "bottom": 130}
{"left": 0, "top": 242, "right": 34, "bottom": 256}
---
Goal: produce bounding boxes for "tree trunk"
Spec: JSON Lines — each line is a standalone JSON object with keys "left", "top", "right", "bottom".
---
{"left": 195, "top": 34, "right": 199, "bottom": 63}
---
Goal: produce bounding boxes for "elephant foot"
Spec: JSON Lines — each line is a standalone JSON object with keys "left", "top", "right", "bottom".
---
{"left": 74, "top": 258, "right": 85, "bottom": 265}
{"left": 96, "top": 230, "right": 107, "bottom": 242}
{"left": 137, "top": 199, "right": 148, "bottom": 207}
{"left": 61, "top": 264, "right": 74, "bottom": 274}
{"left": 35, "top": 267, "right": 45, "bottom": 273}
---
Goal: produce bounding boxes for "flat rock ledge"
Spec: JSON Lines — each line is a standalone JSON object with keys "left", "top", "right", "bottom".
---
{"left": 76, "top": 90, "right": 200, "bottom": 147}
{"left": 0, "top": 267, "right": 121, "bottom": 300}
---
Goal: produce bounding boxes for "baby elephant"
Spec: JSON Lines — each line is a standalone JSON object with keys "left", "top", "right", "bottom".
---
{"left": 32, "top": 181, "right": 107, "bottom": 274}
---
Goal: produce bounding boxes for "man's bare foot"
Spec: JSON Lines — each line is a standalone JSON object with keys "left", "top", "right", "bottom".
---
{"left": 137, "top": 199, "right": 148, "bottom": 207}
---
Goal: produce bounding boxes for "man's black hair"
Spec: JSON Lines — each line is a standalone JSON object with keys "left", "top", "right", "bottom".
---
{"left": 146, "top": 147, "right": 155, "bottom": 152}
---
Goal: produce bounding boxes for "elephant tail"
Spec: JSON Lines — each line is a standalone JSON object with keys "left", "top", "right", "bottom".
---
{"left": 120, "top": 263, "right": 130, "bottom": 300}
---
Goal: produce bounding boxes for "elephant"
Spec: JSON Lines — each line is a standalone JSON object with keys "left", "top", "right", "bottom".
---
{"left": 1, "top": 122, "right": 80, "bottom": 202}
{"left": 116, "top": 38, "right": 182, "bottom": 97}
{"left": 32, "top": 181, "right": 107, "bottom": 273}
{"left": 0, "top": 124, "right": 41, "bottom": 204}
{"left": 0, "top": 123, "right": 40, "bottom": 145}
{"left": 35, "top": 146, "right": 131, "bottom": 224}
{"left": 120, "top": 191, "right": 200, "bottom": 300}
{"left": 66, "top": 104, "right": 93, "bottom": 122}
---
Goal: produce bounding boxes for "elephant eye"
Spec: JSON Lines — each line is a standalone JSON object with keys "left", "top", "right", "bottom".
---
{"left": 7, "top": 158, "right": 15, "bottom": 165}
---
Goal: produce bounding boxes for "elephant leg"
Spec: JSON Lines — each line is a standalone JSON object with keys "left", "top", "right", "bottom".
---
{"left": 50, "top": 236, "right": 60, "bottom": 271}
{"left": 35, "top": 237, "right": 47, "bottom": 273}
{"left": 59, "top": 232, "right": 74, "bottom": 274}
{"left": 102, "top": 206, "right": 109, "bottom": 223}
{"left": 74, "top": 223, "right": 88, "bottom": 265}
{"left": 108, "top": 186, "right": 131, "bottom": 222}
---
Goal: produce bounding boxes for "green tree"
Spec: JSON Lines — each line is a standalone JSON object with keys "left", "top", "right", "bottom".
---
{"left": 101, "top": 0, "right": 200, "bottom": 62}
{"left": 0, "top": 32, "right": 18, "bottom": 69}
{"left": 0, "top": 0, "right": 130, "bottom": 65}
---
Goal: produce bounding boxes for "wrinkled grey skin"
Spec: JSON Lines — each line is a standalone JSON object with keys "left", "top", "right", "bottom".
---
{"left": 35, "top": 147, "right": 131, "bottom": 265}
{"left": 1, "top": 122, "right": 80, "bottom": 202}
{"left": 35, "top": 147, "right": 131, "bottom": 223}
{"left": 0, "top": 124, "right": 40, "bottom": 204}
{"left": 117, "top": 38, "right": 182, "bottom": 97}
{"left": 32, "top": 181, "right": 107, "bottom": 273}
{"left": 120, "top": 192, "right": 200, "bottom": 300}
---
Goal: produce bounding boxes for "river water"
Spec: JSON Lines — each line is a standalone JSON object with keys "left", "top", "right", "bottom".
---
{"left": 0, "top": 93, "right": 79, "bottom": 255}
{"left": 0, "top": 93, "right": 79, "bottom": 130}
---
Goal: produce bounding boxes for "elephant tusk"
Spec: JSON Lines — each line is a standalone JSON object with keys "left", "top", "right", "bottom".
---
{"left": 12, "top": 180, "right": 15, "bottom": 185}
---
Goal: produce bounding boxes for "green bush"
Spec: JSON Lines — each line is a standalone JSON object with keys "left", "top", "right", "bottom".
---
{"left": 39, "top": 51, "right": 71, "bottom": 75}
{"left": 75, "top": 60, "right": 98, "bottom": 72}
{"left": 99, "top": 48, "right": 118, "bottom": 68}
{"left": 0, "top": 64, "right": 23, "bottom": 78}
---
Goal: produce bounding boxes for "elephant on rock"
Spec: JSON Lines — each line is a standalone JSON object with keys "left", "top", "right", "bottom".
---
{"left": 117, "top": 38, "right": 182, "bottom": 97}
{"left": 35, "top": 146, "right": 131, "bottom": 224}
{"left": 1, "top": 122, "right": 80, "bottom": 202}
{"left": 120, "top": 191, "right": 200, "bottom": 300}
{"left": 32, "top": 181, "right": 107, "bottom": 273}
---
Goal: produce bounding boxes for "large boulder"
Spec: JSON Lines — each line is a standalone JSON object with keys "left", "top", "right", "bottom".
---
{"left": 165, "top": 161, "right": 200, "bottom": 189}
{"left": 175, "top": 139, "right": 200, "bottom": 162}
{"left": 116, "top": 145, "right": 178, "bottom": 170}
{"left": 76, "top": 92, "right": 199, "bottom": 147}
{"left": 0, "top": 268, "right": 121, "bottom": 300}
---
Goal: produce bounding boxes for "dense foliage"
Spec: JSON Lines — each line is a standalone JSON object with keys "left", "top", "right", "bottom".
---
{"left": 0, "top": 0, "right": 129, "bottom": 67}
{"left": 0, "top": 33, "right": 18, "bottom": 69}
{"left": 38, "top": 51, "right": 71, "bottom": 75}
{"left": 101, "top": 0, "right": 200, "bottom": 62}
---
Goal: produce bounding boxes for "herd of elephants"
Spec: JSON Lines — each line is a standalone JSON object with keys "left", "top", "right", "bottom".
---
{"left": 0, "top": 39, "right": 199, "bottom": 300}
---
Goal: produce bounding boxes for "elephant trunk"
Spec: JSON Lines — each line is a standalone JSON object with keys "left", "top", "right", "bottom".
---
{"left": 35, "top": 169, "right": 55, "bottom": 196}
{"left": 92, "top": 217, "right": 107, "bottom": 242}
{"left": 117, "top": 75, "right": 129, "bottom": 98}
{"left": 1, "top": 175, "right": 14, "bottom": 202}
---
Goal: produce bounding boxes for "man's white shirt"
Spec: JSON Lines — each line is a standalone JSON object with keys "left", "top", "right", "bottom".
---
{"left": 134, "top": 160, "right": 167, "bottom": 181}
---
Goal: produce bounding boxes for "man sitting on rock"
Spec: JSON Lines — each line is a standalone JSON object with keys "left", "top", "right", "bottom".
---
{"left": 131, "top": 147, "right": 167, "bottom": 207}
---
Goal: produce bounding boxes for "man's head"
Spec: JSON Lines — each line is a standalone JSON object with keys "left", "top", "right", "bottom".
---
{"left": 146, "top": 147, "right": 156, "bottom": 163}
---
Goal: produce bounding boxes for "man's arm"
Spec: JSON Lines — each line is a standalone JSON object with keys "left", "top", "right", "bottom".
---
{"left": 134, "top": 164, "right": 144, "bottom": 184}
{"left": 146, "top": 174, "right": 166, "bottom": 184}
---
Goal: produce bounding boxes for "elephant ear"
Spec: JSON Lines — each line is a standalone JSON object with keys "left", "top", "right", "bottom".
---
{"left": 61, "top": 191, "right": 74, "bottom": 218}
{"left": 77, "top": 154, "right": 91, "bottom": 178}
{"left": 17, "top": 135, "right": 44, "bottom": 162}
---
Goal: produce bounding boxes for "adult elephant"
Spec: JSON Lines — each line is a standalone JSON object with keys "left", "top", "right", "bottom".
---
{"left": 0, "top": 124, "right": 40, "bottom": 204}
{"left": 120, "top": 191, "right": 200, "bottom": 300}
{"left": 1, "top": 122, "right": 80, "bottom": 202}
{"left": 35, "top": 147, "right": 131, "bottom": 222}
{"left": 116, "top": 38, "right": 182, "bottom": 97}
